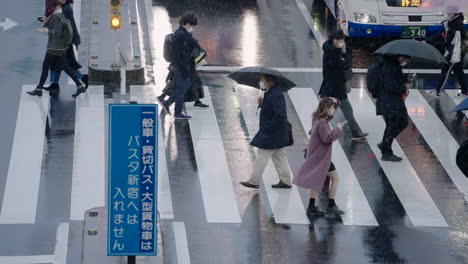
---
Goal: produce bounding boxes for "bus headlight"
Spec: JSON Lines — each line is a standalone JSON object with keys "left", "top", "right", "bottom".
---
{"left": 354, "top": 12, "right": 377, "bottom": 23}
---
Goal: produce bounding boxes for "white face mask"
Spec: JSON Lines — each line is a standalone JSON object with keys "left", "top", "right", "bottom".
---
{"left": 259, "top": 80, "right": 266, "bottom": 90}
{"left": 400, "top": 61, "right": 408, "bottom": 67}
{"left": 327, "top": 107, "right": 336, "bottom": 116}
{"left": 187, "top": 27, "right": 194, "bottom": 33}
{"left": 336, "top": 41, "right": 345, "bottom": 48}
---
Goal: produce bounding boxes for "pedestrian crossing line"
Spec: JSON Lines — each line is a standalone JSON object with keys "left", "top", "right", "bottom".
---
{"left": 0, "top": 222, "right": 68, "bottom": 263}
{"left": 406, "top": 91, "right": 468, "bottom": 202}
{"left": 130, "top": 85, "right": 175, "bottom": 219}
{"left": 0, "top": 85, "right": 50, "bottom": 224}
{"left": 70, "top": 86, "right": 105, "bottom": 220}
{"left": 186, "top": 86, "right": 242, "bottom": 223}
{"left": 289, "top": 88, "right": 379, "bottom": 226}
{"left": 445, "top": 90, "right": 467, "bottom": 118}
{"left": 348, "top": 89, "right": 448, "bottom": 227}
{"left": 235, "top": 86, "right": 310, "bottom": 224}
{"left": 173, "top": 222, "right": 191, "bottom": 264}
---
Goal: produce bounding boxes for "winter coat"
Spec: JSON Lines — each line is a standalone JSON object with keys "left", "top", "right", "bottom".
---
{"left": 293, "top": 118, "right": 342, "bottom": 191}
{"left": 376, "top": 56, "right": 408, "bottom": 116}
{"left": 427, "top": 13, "right": 467, "bottom": 54}
{"left": 319, "top": 40, "right": 352, "bottom": 100}
{"left": 45, "top": 11, "right": 68, "bottom": 53}
{"left": 162, "top": 72, "right": 204, "bottom": 102}
{"left": 171, "top": 26, "right": 200, "bottom": 79}
{"left": 250, "top": 85, "right": 291, "bottom": 150}
{"left": 457, "top": 139, "right": 468, "bottom": 177}
{"left": 62, "top": 3, "right": 81, "bottom": 47}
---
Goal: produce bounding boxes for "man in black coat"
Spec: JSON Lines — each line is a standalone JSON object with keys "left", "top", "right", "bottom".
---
{"left": 319, "top": 30, "right": 368, "bottom": 140}
{"left": 241, "top": 74, "right": 293, "bottom": 189}
{"left": 427, "top": 8, "right": 467, "bottom": 96}
{"left": 159, "top": 12, "right": 200, "bottom": 120}
{"left": 376, "top": 55, "right": 411, "bottom": 162}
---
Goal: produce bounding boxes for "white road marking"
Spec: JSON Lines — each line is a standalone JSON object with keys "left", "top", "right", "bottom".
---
{"left": 70, "top": 86, "right": 105, "bottom": 220}
{"left": 130, "top": 85, "right": 175, "bottom": 219}
{"left": 173, "top": 222, "right": 191, "bottom": 264}
{"left": 186, "top": 86, "right": 242, "bottom": 223}
{"left": 197, "top": 66, "right": 442, "bottom": 74}
{"left": 0, "top": 85, "right": 50, "bottom": 224}
{"left": 235, "top": 86, "right": 309, "bottom": 224}
{"left": 406, "top": 91, "right": 468, "bottom": 202}
{"left": 348, "top": 89, "right": 448, "bottom": 227}
{"left": 289, "top": 88, "right": 378, "bottom": 226}
{"left": 294, "top": 0, "right": 326, "bottom": 46}
{"left": 445, "top": 90, "right": 467, "bottom": 118}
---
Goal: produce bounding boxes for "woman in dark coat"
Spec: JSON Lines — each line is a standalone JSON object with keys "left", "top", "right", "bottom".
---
{"left": 319, "top": 30, "right": 368, "bottom": 140}
{"left": 240, "top": 74, "right": 294, "bottom": 189}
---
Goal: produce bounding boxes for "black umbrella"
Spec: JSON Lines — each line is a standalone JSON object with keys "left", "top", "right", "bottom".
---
{"left": 374, "top": 39, "right": 447, "bottom": 65}
{"left": 227, "top": 67, "right": 296, "bottom": 92}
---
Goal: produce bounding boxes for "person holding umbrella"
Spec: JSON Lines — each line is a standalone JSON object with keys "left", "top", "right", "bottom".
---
{"left": 229, "top": 68, "right": 295, "bottom": 189}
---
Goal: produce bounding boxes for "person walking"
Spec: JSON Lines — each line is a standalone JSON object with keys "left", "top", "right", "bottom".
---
{"left": 319, "top": 30, "right": 368, "bottom": 140}
{"left": 427, "top": 7, "right": 467, "bottom": 96}
{"left": 240, "top": 74, "right": 294, "bottom": 189}
{"left": 376, "top": 55, "right": 411, "bottom": 162}
{"left": 294, "top": 97, "right": 346, "bottom": 218}
{"left": 158, "top": 11, "right": 201, "bottom": 119}
{"left": 28, "top": 0, "right": 85, "bottom": 98}
{"left": 45, "top": 0, "right": 88, "bottom": 92}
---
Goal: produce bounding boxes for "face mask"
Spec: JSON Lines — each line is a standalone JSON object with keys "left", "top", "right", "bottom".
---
{"left": 336, "top": 42, "right": 345, "bottom": 48}
{"left": 327, "top": 107, "right": 336, "bottom": 116}
{"left": 188, "top": 27, "right": 194, "bottom": 33}
{"left": 259, "top": 80, "right": 266, "bottom": 90}
{"left": 400, "top": 61, "right": 408, "bottom": 67}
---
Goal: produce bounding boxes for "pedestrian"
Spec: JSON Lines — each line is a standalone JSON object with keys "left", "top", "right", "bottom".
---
{"left": 158, "top": 11, "right": 201, "bottom": 119}
{"left": 158, "top": 72, "right": 208, "bottom": 108}
{"left": 240, "top": 74, "right": 294, "bottom": 189}
{"left": 294, "top": 97, "right": 346, "bottom": 218}
{"left": 376, "top": 55, "right": 412, "bottom": 162}
{"left": 319, "top": 30, "right": 368, "bottom": 140}
{"left": 28, "top": 0, "right": 86, "bottom": 98}
{"left": 426, "top": 7, "right": 467, "bottom": 96}
{"left": 44, "top": 0, "right": 88, "bottom": 92}
{"left": 457, "top": 139, "right": 468, "bottom": 177}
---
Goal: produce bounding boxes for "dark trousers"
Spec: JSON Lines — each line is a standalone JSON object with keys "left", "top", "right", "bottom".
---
{"left": 436, "top": 55, "right": 466, "bottom": 93}
{"left": 39, "top": 50, "right": 82, "bottom": 88}
{"left": 165, "top": 69, "right": 191, "bottom": 115}
{"left": 339, "top": 98, "right": 361, "bottom": 135}
{"left": 381, "top": 114, "right": 408, "bottom": 155}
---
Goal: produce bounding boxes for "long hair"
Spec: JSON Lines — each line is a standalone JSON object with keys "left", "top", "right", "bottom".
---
{"left": 312, "top": 97, "right": 340, "bottom": 122}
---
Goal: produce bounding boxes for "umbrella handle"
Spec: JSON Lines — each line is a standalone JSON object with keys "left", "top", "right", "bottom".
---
{"left": 440, "top": 63, "right": 456, "bottom": 93}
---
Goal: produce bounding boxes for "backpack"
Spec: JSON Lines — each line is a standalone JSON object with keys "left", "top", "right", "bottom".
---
{"left": 61, "top": 16, "right": 73, "bottom": 46}
{"left": 366, "top": 63, "right": 384, "bottom": 99}
{"left": 163, "top": 33, "right": 174, "bottom": 62}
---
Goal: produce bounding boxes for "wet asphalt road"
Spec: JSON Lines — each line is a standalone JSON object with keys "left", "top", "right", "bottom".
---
{"left": 0, "top": 0, "right": 467, "bottom": 263}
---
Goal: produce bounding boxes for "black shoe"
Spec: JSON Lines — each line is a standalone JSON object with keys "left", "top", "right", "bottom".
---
{"left": 326, "top": 205, "right": 345, "bottom": 216}
{"left": 240, "top": 181, "right": 259, "bottom": 189}
{"left": 81, "top": 74, "right": 89, "bottom": 89}
{"left": 194, "top": 101, "right": 209, "bottom": 108}
{"left": 351, "top": 132, "right": 369, "bottom": 140}
{"left": 271, "top": 181, "right": 292, "bottom": 189}
{"left": 43, "top": 83, "right": 60, "bottom": 91}
{"left": 72, "top": 85, "right": 86, "bottom": 98}
{"left": 27, "top": 88, "right": 42, "bottom": 96}
{"left": 377, "top": 142, "right": 383, "bottom": 151}
{"left": 381, "top": 154, "right": 403, "bottom": 162}
{"left": 306, "top": 207, "right": 325, "bottom": 219}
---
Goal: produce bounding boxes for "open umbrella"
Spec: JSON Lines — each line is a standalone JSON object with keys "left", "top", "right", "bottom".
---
{"left": 227, "top": 67, "right": 296, "bottom": 92}
{"left": 374, "top": 39, "right": 447, "bottom": 65}
{"left": 451, "top": 97, "right": 468, "bottom": 112}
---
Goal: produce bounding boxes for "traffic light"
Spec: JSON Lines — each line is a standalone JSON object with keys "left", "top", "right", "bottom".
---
{"left": 110, "top": 0, "right": 122, "bottom": 29}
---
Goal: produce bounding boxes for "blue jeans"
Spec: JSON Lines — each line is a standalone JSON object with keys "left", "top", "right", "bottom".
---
{"left": 165, "top": 69, "right": 191, "bottom": 115}
{"left": 50, "top": 69, "right": 83, "bottom": 83}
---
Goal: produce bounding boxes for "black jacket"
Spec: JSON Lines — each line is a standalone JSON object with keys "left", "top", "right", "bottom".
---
{"left": 376, "top": 57, "right": 408, "bottom": 116}
{"left": 427, "top": 13, "right": 466, "bottom": 53}
{"left": 250, "top": 85, "right": 290, "bottom": 149}
{"left": 62, "top": 3, "right": 80, "bottom": 47}
{"left": 172, "top": 26, "right": 200, "bottom": 79}
{"left": 319, "top": 40, "right": 351, "bottom": 100}
{"left": 457, "top": 139, "right": 468, "bottom": 177}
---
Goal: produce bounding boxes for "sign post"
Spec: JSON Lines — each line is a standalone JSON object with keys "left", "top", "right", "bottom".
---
{"left": 108, "top": 104, "right": 158, "bottom": 259}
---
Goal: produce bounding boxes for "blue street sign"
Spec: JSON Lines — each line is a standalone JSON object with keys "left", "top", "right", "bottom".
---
{"left": 108, "top": 104, "right": 158, "bottom": 256}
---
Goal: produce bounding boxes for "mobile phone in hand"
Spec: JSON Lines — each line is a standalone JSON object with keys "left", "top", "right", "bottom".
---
{"left": 37, "top": 16, "right": 45, "bottom": 22}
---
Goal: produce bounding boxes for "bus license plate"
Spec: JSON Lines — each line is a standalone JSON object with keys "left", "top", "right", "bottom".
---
{"left": 402, "top": 26, "right": 427, "bottom": 38}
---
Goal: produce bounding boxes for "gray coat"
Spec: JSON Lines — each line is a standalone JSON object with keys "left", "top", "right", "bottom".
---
{"left": 46, "top": 12, "right": 67, "bottom": 52}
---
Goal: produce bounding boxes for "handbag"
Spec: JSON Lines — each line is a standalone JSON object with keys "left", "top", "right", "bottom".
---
{"left": 345, "top": 81, "right": 351, "bottom": 94}
{"left": 344, "top": 68, "right": 353, "bottom": 81}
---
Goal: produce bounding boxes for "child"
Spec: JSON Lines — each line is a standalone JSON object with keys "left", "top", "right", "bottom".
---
{"left": 294, "top": 97, "right": 347, "bottom": 219}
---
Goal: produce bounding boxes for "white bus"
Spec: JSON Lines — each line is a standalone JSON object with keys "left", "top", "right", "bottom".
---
{"left": 325, "top": 0, "right": 468, "bottom": 38}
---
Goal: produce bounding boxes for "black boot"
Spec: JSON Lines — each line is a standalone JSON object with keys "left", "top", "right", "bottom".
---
{"left": 43, "top": 83, "right": 60, "bottom": 91}
{"left": 81, "top": 74, "right": 89, "bottom": 89}
{"left": 72, "top": 85, "right": 86, "bottom": 98}
{"left": 27, "top": 86, "right": 43, "bottom": 97}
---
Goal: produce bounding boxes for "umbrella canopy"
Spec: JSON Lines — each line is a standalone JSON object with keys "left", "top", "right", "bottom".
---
{"left": 452, "top": 97, "right": 468, "bottom": 112}
{"left": 227, "top": 67, "right": 296, "bottom": 92}
{"left": 374, "top": 39, "right": 447, "bottom": 65}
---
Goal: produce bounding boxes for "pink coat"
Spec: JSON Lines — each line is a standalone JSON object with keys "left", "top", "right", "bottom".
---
{"left": 293, "top": 118, "right": 342, "bottom": 191}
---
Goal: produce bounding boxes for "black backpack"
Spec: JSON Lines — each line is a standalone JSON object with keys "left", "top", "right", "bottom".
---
{"left": 163, "top": 33, "right": 174, "bottom": 62}
{"left": 456, "top": 139, "right": 468, "bottom": 177}
{"left": 366, "top": 63, "right": 384, "bottom": 99}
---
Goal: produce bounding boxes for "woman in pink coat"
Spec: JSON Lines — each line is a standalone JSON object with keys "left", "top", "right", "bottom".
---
{"left": 294, "top": 97, "right": 347, "bottom": 219}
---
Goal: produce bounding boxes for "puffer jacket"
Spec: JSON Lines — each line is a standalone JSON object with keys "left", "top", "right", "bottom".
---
{"left": 45, "top": 10, "right": 68, "bottom": 52}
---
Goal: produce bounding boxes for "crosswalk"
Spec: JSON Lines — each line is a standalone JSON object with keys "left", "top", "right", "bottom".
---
{"left": 0, "top": 83, "right": 467, "bottom": 230}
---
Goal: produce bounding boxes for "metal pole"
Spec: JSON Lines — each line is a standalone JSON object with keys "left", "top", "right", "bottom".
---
{"left": 121, "top": 65, "right": 126, "bottom": 96}
{"left": 128, "top": 256, "right": 136, "bottom": 264}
